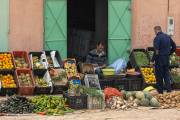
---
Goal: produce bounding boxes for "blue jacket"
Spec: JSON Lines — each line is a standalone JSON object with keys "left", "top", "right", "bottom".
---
{"left": 152, "top": 32, "right": 176, "bottom": 65}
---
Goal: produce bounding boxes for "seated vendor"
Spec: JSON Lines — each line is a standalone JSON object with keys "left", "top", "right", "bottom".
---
{"left": 86, "top": 41, "right": 107, "bottom": 76}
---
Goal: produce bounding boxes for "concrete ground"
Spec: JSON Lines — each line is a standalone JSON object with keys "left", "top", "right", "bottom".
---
{"left": 0, "top": 108, "right": 180, "bottom": 120}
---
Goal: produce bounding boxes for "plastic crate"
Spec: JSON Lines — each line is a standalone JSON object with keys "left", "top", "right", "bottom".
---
{"left": 114, "top": 78, "right": 129, "bottom": 91}
{"left": 87, "top": 95, "right": 105, "bottom": 109}
{"left": 128, "top": 77, "right": 143, "bottom": 91}
{"left": 63, "top": 92, "right": 87, "bottom": 110}
{"left": 53, "top": 85, "right": 68, "bottom": 94}
{"left": 0, "top": 52, "right": 15, "bottom": 71}
{"left": 13, "top": 51, "right": 31, "bottom": 69}
{"left": 99, "top": 76, "right": 117, "bottom": 89}
{"left": 16, "top": 69, "right": 35, "bottom": 95}
{"left": 0, "top": 71, "right": 18, "bottom": 96}
{"left": 33, "top": 69, "right": 52, "bottom": 94}
{"left": 129, "top": 49, "right": 150, "bottom": 70}
{"left": 44, "top": 50, "right": 63, "bottom": 69}
{"left": 29, "top": 52, "right": 48, "bottom": 71}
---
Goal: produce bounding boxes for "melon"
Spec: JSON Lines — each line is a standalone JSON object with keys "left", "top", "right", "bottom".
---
{"left": 135, "top": 91, "right": 145, "bottom": 100}
{"left": 144, "top": 91, "right": 152, "bottom": 100}
{"left": 140, "top": 98, "right": 149, "bottom": 106}
{"left": 150, "top": 97, "right": 160, "bottom": 107}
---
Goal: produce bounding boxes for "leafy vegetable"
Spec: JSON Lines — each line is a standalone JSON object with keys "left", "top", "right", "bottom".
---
{"left": 134, "top": 51, "right": 149, "bottom": 67}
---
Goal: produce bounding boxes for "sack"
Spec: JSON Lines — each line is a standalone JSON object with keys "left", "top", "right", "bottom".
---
{"left": 80, "top": 63, "right": 95, "bottom": 74}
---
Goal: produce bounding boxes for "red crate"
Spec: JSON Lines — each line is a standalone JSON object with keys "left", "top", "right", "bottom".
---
{"left": 176, "top": 48, "right": 180, "bottom": 56}
{"left": 13, "top": 51, "right": 31, "bottom": 69}
{"left": 16, "top": 69, "right": 35, "bottom": 95}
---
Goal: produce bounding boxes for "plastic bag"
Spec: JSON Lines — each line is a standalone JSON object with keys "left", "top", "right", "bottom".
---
{"left": 109, "top": 58, "right": 127, "bottom": 74}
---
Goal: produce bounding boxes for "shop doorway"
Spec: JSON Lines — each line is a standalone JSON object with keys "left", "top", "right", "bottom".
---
{"left": 67, "top": 0, "right": 108, "bottom": 62}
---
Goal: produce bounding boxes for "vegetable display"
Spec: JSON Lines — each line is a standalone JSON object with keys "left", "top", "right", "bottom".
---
{"left": 31, "top": 95, "right": 74, "bottom": 115}
{"left": 141, "top": 67, "right": 156, "bottom": 84}
{"left": 171, "top": 68, "right": 180, "bottom": 83}
{"left": 32, "top": 56, "right": 45, "bottom": 69}
{"left": 49, "top": 69, "right": 67, "bottom": 85}
{"left": 154, "top": 91, "right": 180, "bottom": 108}
{"left": 14, "top": 57, "right": 28, "bottom": 68}
{"left": 0, "top": 53, "right": 14, "bottom": 69}
{"left": 0, "top": 74, "right": 16, "bottom": 88}
{"left": 134, "top": 51, "right": 149, "bottom": 67}
{"left": 18, "top": 73, "right": 32, "bottom": 86}
{"left": 34, "top": 76, "right": 48, "bottom": 87}
{"left": 0, "top": 96, "right": 35, "bottom": 114}
{"left": 170, "top": 53, "right": 180, "bottom": 66}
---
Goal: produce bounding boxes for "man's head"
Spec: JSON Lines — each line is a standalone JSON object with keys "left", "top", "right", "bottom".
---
{"left": 154, "top": 26, "right": 162, "bottom": 35}
{"left": 96, "top": 41, "right": 105, "bottom": 53}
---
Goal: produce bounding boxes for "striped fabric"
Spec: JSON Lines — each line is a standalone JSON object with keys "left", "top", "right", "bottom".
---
{"left": 86, "top": 49, "right": 107, "bottom": 66}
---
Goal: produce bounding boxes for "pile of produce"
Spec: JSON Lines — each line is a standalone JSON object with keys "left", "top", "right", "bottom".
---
{"left": 31, "top": 95, "right": 74, "bottom": 115}
{"left": 154, "top": 91, "right": 180, "bottom": 109}
{"left": 170, "top": 53, "right": 180, "bottom": 66}
{"left": 106, "top": 96, "right": 138, "bottom": 110}
{"left": 32, "top": 56, "right": 45, "bottom": 69}
{"left": 14, "top": 57, "right": 28, "bottom": 68}
{"left": 134, "top": 51, "right": 149, "bottom": 66}
{"left": 171, "top": 68, "right": 180, "bottom": 84}
{"left": 141, "top": 67, "right": 156, "bottom": 84}
{"left": 0, "top": 53, "right": 14, "bottom": 69}
{"left": 0, "top": 74, "right": 16, "bottom": 88}
{"left": 106, "top": 90, "right": 160, "bottom": 110}
{"left": 0, "top": 96, "right": 35, "bottom": 114}
{"left": 18, "top": 73, "right": 32, "bottom": 86}
{"left": 49, "top": 68, "right": 67, "bottom": 85}
{"left": 64, "top": 61, "right": 79, "bottom": 78}
{"left": 34, "top": 76, "right": 48, "bottom": 87}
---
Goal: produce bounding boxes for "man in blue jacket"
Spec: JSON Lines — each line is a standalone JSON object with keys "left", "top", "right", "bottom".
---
{"left": 152, "top": 26, "right": 176, "bottom": 94}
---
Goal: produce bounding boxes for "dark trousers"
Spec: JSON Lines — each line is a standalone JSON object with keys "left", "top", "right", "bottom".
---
{"left": 155, "top": 64, "right": 171, "bottom": 93}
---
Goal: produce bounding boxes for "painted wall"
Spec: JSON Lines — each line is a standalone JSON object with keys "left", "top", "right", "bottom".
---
{"left": 132, "top": 0, "right": 180, "bottom": 48}
{"left": 0, "top": 0, "right": 9, "bottom": 51}
{"left": 9, "top": 0, "right": 43, "bottom": 51}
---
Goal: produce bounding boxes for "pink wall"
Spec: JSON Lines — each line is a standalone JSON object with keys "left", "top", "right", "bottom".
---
{"left": 132, "top": 0, "right": 180, "bottom": 48}
{"left": 9, "top": 0, "right": 43, "bottom": 51}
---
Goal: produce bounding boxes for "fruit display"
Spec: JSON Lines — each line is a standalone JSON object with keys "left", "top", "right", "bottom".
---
{"left": 14, "top": 57, "right": 29, "bottom": 68}
{"left": 134, "top": 51, "right": 149, "bottom": 66}
{"left": 0, "top": 74, "right": 16, "bottom": 88}
{"left": 141, "top": 67, "right": 156, "bottom": 84}
{"left": 32, "top": 56, "right": 45, "bottom": 69}
{"left": 154, "top": 91, "right": 180, "bottom": 108}
{"left": 49, "top": 68, "right": 67, "bottom": 85}
{"left": 64, "top": 60, "right": 79, "bottom": 78}
{"left": 170, "top": 52, "right": 180, "bottom": 66}
{"left": 34, "top": 76, "right": 48, "bottom": 87}
{"left": 18, "top": 73, "right": 32, "bottom": 86}
{"left": 170, "top": 68, "right": 180, "bottom": 83}
{"left": 0, "top": 53, "right": 14, "bottom": 69}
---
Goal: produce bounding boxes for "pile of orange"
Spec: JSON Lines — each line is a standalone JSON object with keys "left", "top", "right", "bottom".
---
{"left": 141, "top": 67, "right": 156, "bottom": 84}
{"left": 0, "top": 53, "right": 14, "bottom": 69}
{"left": 0, "top": 74, "right": 16, "bottom": 88}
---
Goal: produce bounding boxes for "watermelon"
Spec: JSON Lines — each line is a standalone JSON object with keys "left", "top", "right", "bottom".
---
{"left": 150, "top": 97, "right": 160, "bottom": 107}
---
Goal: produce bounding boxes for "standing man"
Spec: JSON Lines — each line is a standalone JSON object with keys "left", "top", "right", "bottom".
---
{"left": 86, "top": 41, "right": 107, "bottom": 76}
{"left": 152, "top": 26, "right": 176, "bottom": 94}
